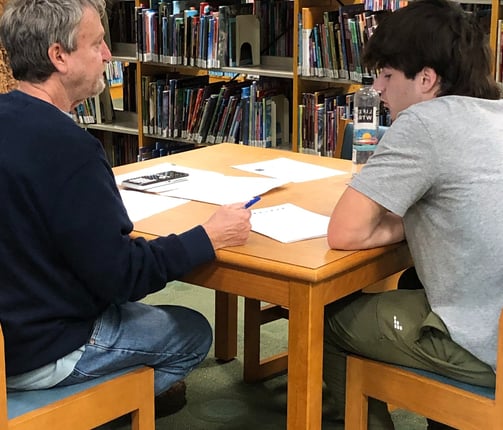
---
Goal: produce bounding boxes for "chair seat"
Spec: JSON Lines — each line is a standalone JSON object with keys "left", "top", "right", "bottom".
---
{"left": 398, "top": 365, "right": 495, "bottom": 399}
{"left": 7, "top": 366, "right": 142, "bottom": 419}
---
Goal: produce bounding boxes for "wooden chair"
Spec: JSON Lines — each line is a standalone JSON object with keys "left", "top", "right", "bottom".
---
{"left": 345, "top": 310, "right": 503, "bottom": 429}
{"left": 0, "top": 325, "right": 155, "bottom": 430}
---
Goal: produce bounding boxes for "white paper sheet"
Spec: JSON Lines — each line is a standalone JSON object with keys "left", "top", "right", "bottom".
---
{"left": 119, "top": 189, "right": 189, "bottom": 222}
{"left": 232, "top": 157, "right": 347, "bottom": 183}
{"left": 159, "top": 175, "right": 288, "bottom": 205}
{"left": 250, "top": 203, "right": 330, "bottom": 243}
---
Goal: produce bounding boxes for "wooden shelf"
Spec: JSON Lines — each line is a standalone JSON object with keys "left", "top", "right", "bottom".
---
{"left": 85, "top": 111, "right": 138, "bottom": 136}
{"left": 101, "top": 0, "right": 502, "bottom": 162}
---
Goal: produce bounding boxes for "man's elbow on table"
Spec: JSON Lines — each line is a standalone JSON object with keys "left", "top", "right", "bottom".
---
{"left": 327, "top": 222, "right": 369, "bottom": 250}
{"left": 326, "top": 187, "right": 399, "bottom": 250}
{"left": 326, "top": 186, "right": 375, "bottom": 250}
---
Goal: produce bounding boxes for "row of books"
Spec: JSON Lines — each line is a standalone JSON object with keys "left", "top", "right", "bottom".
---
{"left": 103, "top": 134, "right": 138, "bottom": 167}
{"left": 137, "top": 140, "right": 196, "bottom": 161}
{"left": 105, "top": 60, "right": 123, "bottom": 86}
{"left": 133, "top": 1, "right": 294, "bottom": 68}
{"left": 140, "top": 74, "right": 290, "bottom": 148}
{"left": 298, "top": 87, "right": 344, "bottom": 157}
{"left": 299, "top": 0, "right": 495, "bottom": 84}
{"left": 255, "top": 0, "right": 294, "bottom": 58}
{"left": 136, "top": 1, "right": 256, "bottom": 68}
{"left": 87, "top": 130, "right": 197, "bottom": 167}
{"left": 87, "top": 130, "right": 139, "bottom": 167}
{"left": 74, "top": 97, "right": 100, "bottom": 125}
{"left": 299, "top": 4, "right": 392, "bottom": 83}
{"left": 73, "top": 86, "right": 115, "bottom": 126}
{"left": 74, "top": 62, "right": 136, "bottom": 127}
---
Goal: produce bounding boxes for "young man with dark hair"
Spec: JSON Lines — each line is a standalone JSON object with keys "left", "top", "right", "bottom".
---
{"left": 324, "top": 0, "right": 503, "bottom": 428}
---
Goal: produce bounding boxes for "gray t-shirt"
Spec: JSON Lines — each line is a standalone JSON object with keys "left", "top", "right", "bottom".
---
{"left": 351, "top": 95, "right": 503, "bottom": 370}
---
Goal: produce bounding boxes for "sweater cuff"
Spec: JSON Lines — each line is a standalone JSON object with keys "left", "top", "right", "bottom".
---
{"left": 178, "top": 225, "right": 215, "bottom": 267}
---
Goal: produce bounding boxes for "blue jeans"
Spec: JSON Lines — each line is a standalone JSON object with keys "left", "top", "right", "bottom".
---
{"left": 55, "top": 302, "right": 212, "bottom": 395}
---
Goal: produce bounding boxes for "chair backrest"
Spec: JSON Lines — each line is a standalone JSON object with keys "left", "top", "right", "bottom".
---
{"left": 338, "top": 121, "right": 389, "bottom": 160}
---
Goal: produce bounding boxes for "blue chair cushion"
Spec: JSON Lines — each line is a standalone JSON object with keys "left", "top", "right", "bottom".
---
{"left": 7, "top": 366, "right": 143, "bottom": 419}
{"left": 399, "top": 366, "right": 495, "bottom": 400}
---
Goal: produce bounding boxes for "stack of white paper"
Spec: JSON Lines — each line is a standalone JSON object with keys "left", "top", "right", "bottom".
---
{"left": 251, "top": 203, "right": 330, "bottom": 243}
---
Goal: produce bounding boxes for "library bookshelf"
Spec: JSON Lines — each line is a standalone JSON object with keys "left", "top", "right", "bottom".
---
{"left": 80, "top": 0, "right": 502, "bottom": 166}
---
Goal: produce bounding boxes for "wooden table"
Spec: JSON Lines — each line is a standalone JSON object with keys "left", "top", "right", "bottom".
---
{"left": 113, "top": 143, "right": 412, "bottom": 430}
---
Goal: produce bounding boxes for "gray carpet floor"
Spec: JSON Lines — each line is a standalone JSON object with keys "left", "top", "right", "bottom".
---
{"left": 99, "top": 281, "right": 428, "bottom": 429}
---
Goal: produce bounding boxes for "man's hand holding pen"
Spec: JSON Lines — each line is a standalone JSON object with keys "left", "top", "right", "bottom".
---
{"left": 202, "top": 201, "right": 255, "bottom": 250}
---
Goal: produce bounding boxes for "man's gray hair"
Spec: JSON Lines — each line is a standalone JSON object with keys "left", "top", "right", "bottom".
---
{"left": 0, "top": 0, "right": 106, "bottom": 83}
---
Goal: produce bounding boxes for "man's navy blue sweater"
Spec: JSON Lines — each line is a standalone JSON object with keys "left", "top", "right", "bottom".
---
{"left": 0, "top": 91, "right": 215, "bottom": 376}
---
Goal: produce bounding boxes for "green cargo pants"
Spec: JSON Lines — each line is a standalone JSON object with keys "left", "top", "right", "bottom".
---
{"left": 323, "top": 270, "right": 495, "bottom": 429}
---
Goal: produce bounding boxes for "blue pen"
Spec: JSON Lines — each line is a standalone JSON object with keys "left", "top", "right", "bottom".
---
{"left": 244, "top": 196, "right": 261, "bottom": 209}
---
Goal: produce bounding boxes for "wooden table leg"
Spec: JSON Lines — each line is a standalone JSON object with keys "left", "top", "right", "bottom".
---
{"left": 287, "top": 282, "right": 324, "bottom": 430}
{"left": 214, "top": 291, "right": 238, "bottom": 361}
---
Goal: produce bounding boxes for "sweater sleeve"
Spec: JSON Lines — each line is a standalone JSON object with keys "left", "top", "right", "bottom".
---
{"left": 49, "top": 150, "right": 215, "bottom": 304}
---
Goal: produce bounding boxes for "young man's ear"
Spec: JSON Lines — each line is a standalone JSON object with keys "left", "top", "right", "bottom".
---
{"left": 418, "top": 67, "right": 441, "bottom": 95}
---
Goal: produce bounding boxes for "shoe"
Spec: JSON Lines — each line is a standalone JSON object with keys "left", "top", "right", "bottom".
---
{"left": 427, "top": 418, "right": 457, "bottom": 430}
{"left": 155, "top": 380, "right": 187, "bottom": 417}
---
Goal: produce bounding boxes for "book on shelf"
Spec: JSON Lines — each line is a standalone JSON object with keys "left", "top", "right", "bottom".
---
{"left": 175, "top": 14, "right": 186, "bottom": 64}
{"left": 312, "top": 24, "right": 323, "bottom": 77}
{"left": 271, "top": 94, "right": 289, "bottom": 147}
{"left": 301, "top": 7, "right": 324, "bottom": 76}
{"left": 297, "top": 104, "right": 305, "bottom": 153}
{"left": 247, "top": 81, "right": 258, "bottom": 146}
{"left": 143, "top": 8, "right": 159, "bottom": 62}
{"left": 214, "top": 94, "right": 239, "bottom": 144}
{"left": 318, "top": 21, "right": 332, "bottom": 78}
{"left": 339, "top": 3, "right": 365, "bottom": 81}
{"left": 238, "top": 87, "right": 250, "bottom": 145}
{"left": 255, "top": 0, "right": 294, "bottom": 57}
{"left": 135, "top": 5, "right": 145, "bottom": 61}
{"left": 347, "top": 17, "right": 362, "bottom": 82}
{"left": 160, "top": 14, "right": 169, "bottom": 63}
{"left": 206, "top": 80, "right": 249, "bottom": 144}
{"left": 226, "top": 101, "right": 242, "bottom": 144}
{"left": 109, "top": 0, "right": 136, "bottom": 45}
{"left": 169, "top": 74, "right": 210, "bottom": 139}
{"left": 197, "top": 10, "right": 210, "bottom": 68}
{"left": 74, "top": 97, "right": 96, "bottom": 125}
{"left": 147, "top": 79, "right": 159, "bottom": 135}
{"left": 183, "top": 7, "right": 198, "bottom": 65}
{"left": 94, "top": 131, "right": 138, "bottom": 167}
{"left": 216, "top": 5, "right": 230, "bottom": 68}
{"left": 298, "top": 87, "right": 345, "bottom": 156}
{"left": 188, "top": 81, "right": 222, "bottom": 141}
{"left": 140, "top": 75, "right": 154, "bottom": 133}
{"left": 196, "top": 93, "right": 219, "bottom": 143}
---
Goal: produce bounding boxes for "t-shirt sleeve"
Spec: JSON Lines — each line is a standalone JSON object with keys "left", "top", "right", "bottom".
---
{"left": 349, "top": 109, "right": 439, "bottom": 217}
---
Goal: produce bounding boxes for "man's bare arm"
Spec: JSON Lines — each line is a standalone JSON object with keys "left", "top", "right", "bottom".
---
{"left": 327, "top": 187, "right": 404, "bottom": 250}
